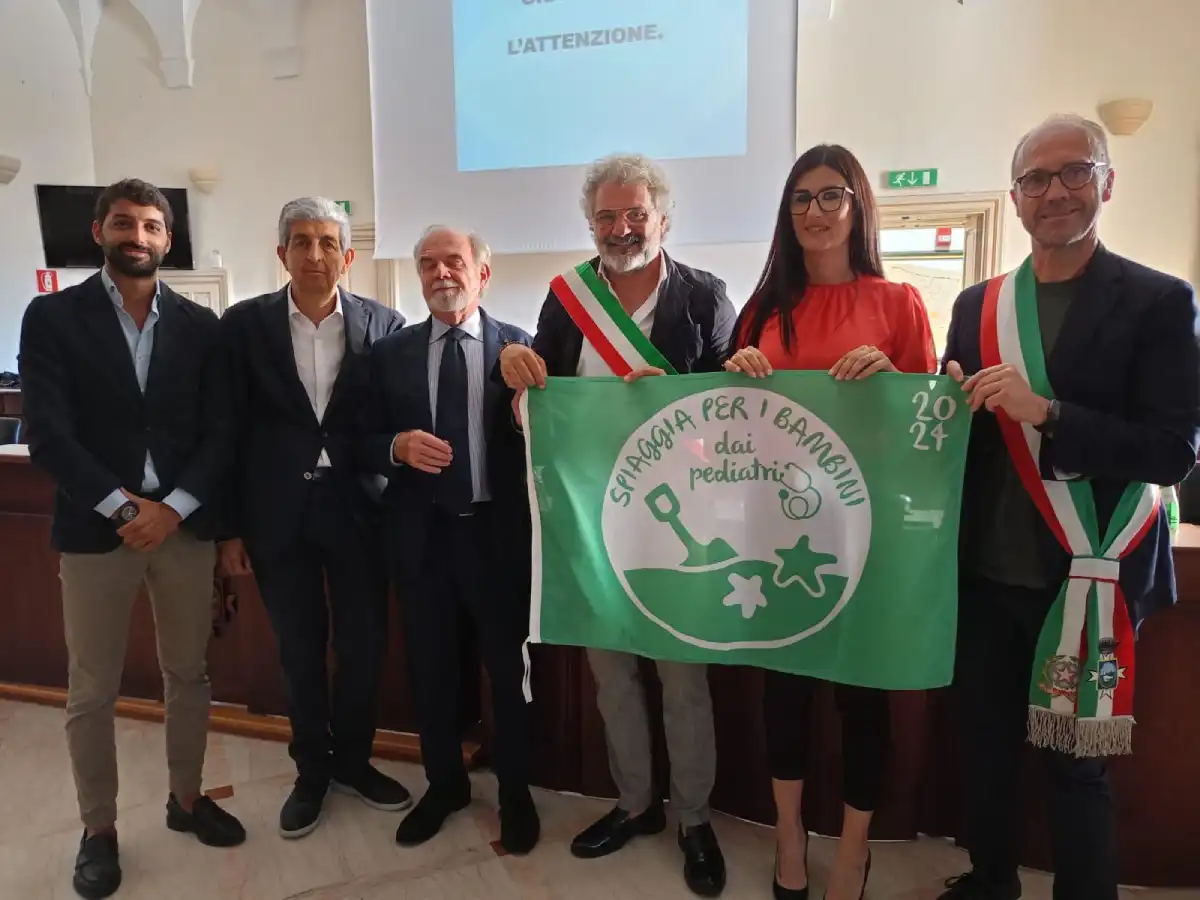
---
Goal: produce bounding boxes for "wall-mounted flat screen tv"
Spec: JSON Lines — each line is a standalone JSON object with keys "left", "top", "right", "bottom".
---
{"left": 35, "top": 184, "right": 195, "bottom": 270}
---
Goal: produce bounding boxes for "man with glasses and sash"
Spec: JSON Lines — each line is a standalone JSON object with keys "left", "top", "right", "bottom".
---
{"left": 939, "top": 114, "right": 1200, "bottom": 900}
{"left": 499, "top": 153, "right": 736, "bottom": 897}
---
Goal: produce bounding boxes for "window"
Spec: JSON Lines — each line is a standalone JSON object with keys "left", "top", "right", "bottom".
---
{"left": 878, "top": 194, "right": 1005, "bottom": 356}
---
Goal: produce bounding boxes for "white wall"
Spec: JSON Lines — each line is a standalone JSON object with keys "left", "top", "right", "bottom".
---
{"left": 797, "top": 0, "right": 1200, "bottom": 281}
{"left": 0, "top": 0, "right": 96, "bottom": 368}
{"left": 88, "top": 0, "right": 375, "bottom": 305}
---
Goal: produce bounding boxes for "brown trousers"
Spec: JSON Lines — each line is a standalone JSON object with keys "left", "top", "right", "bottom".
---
{"left": 59, "top": 531, "right": 216, "bottom": 830}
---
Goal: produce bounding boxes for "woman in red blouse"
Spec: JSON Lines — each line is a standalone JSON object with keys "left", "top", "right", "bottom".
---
{"left": 726, "top": 145, "right": 936, "bottom": 900}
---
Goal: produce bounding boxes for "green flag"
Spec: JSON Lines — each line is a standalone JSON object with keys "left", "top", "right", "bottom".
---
{"left": 521, "top": 371, "right": 972, "bottom": 690}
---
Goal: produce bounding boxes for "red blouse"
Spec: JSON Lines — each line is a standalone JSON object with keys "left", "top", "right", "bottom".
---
{"left": 741, "top": 276, "right": 937, "bottom": 375}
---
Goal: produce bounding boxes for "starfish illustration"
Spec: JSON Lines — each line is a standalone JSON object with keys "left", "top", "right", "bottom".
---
{"left": 722, "top": 573, "right": 768, "bottom": 619}
{"left": 773, "top": 535, "right": 838, "bottom": 597}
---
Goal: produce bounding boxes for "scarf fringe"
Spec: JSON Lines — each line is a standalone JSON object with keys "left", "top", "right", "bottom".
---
{"left": 1027, "top": 707, "right": 1134, "bottom": 757}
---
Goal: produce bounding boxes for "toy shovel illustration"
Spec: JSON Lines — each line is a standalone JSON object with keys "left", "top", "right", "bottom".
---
{"left": 645, "top": 483, "right": 738, "bottom": 568}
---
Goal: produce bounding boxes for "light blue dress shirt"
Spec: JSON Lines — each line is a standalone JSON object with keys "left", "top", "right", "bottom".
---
{"left": 94, "top": 268, "right": 200, "bottom": 520}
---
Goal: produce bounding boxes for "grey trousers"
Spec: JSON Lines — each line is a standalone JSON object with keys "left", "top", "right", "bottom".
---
{"left": 586, "top": 648, "right": 716, "bottom": 828}
{"left": 60, "top": 532, "right": 216, "bottom": 830}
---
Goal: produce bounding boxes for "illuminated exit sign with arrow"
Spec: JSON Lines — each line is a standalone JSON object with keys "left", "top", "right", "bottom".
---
{"left": 885, "top": 168, "right": 938, "bottom": 189}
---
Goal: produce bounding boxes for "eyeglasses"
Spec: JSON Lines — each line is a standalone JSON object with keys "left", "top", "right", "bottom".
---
{"left": 1013, "top": 162, "right": 1107, "bottom": 198}
{"left": 592, "top": 207, "right": 651, "bottom": 229}
{"left": 791, "top": 186, "right": 854, "bottom": 215}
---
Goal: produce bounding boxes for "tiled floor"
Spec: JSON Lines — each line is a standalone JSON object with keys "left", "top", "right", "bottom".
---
{"left": 0, "top": 700, "right": 1194, "bottom": 900}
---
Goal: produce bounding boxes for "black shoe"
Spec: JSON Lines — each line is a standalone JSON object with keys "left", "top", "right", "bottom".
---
{"left": 499, "top": 788, "right": 541, "bottom": 855}
{"left": 570, "top": 801, "right": 667, "bottom": 859}
{"left": 73, "top": 831, "right": 121, "bottom": 900}
{"left": 279, "top": 782, "right": 328, "bottom": 839}
{"left": 822, "top": 850, "right": 871, "bottom": 900}
{"left": 166, "top": 794, "right": 246, "bottom": 847}
{"left": 939, "top": 871, "right": 1022, "bottom": 899}
{"left": 332, "top": 764, "right": 413, "bottom": 812}
{"left": 679, "top": 822, "right": 726, "bottom": 897}
{"left": 772, "top": 835, "right": 809, "bottom": 900}
{"left": 395, "top": 783, "right": 472, "bottom": 847}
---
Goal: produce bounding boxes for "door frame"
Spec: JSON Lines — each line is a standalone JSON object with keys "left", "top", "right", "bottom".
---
{"left": 877, "top": 192, "right": 1007, "bottom": 287}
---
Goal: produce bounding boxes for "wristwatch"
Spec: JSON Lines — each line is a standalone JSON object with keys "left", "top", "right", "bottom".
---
{"left": 1035, "top": 399, "right": 1061, "bottom": 437}
{"left": 111, "top": 500, "right": 138, "bottom": 525}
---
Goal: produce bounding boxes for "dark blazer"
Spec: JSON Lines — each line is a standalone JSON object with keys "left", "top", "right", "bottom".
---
{"left": 362, "top": 311, "right": 532, "bottom": 573}
{"left": 221, "top": 285, "right": 404, "bottom": 553}
{"left": 18, "top": 273, "right": 231, "bottom": 553}
{"left": 943, "top": 245, "right": 1200, "bottom": 625}
{"left": 532, "top": 252, "right": 737, "bottom": 376}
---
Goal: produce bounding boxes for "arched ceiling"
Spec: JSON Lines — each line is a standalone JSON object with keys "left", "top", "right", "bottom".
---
{"left": 53, "top": 0, "right": 304, "bottom": 93}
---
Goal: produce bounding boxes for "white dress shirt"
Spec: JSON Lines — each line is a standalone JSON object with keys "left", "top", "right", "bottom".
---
{"left": 288, "top": 288, "right": 345, "bottom": 467}
{"left": 428, "top": 311, "right": 490, "bottom": 502}
{"left": 576, "top": 252, "right": 668, "bottom": 377}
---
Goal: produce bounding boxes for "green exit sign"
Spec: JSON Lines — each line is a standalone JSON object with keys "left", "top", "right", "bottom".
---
{"left": 885, "top": 168, "right": 938, "bottom": 189}
{"left": 335, "top": 200, "right": 353, "bottom": 215}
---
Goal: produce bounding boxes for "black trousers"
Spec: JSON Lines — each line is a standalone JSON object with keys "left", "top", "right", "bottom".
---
{"left": 251, "top": 478, "right": 388, "bottom": 789}
{"left": 957, "top": 574, "right": 1118, "bottom": 900}
{"left": 763, "top": 672, "right": 890, "bottom": 812}
{"left": 395, "top": 505, "right": 531, "bottom": 796}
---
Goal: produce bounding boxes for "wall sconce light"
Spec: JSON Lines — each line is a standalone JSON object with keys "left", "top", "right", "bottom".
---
{"left": 187, "top": 166, "right": 221, "bottom": 194}
{"left": 1097, "top": 98, "right": 1154, "bottom": 136}
{"left": 0, "top": 155, "right": 22, "bottom": 185}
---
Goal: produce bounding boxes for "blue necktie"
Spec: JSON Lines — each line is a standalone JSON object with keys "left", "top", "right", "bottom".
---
{"left": 436, "top": 328, "right": 473, "bottom": 513}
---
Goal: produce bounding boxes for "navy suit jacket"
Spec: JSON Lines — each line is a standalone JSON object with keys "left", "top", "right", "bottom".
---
{"left": 221, "top": 285, "right": 404, "bottom": 553}
{"left": 943, "top": 245, "right": 1200, "bottom": 626}
{"left": 532, "top": 252, "right": 737, "bottom": 376}
{"left": 362, "top": 310, "right": 532, "bottom": 576}
{"left": 19, "top": 273, "right": 231, "bottom": 553}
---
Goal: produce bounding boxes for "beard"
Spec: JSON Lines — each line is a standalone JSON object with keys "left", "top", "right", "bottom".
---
{"left": 597, "top": 232, "right": 659, "bottom": 274}
{"left": 428, "top": 283, "right": 470, "bottom": 314}
{"left": 103, "top": 241, "right": 165, "bottom": 277}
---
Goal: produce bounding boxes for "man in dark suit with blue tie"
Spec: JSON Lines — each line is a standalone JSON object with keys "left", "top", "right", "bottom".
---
{"left": 362, "top": 226, "right": 540, "bottom": 855}
{"left": 939, "top": 116, "right": 1200, "bottom": 900}
{"left": 219, "top": 198, "right": 410, "bottom": 840}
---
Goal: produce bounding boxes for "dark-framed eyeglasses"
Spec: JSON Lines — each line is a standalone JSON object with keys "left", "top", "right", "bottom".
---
{"left": 1013, "top": 162, "right": 1107, "bottom": 198}
{"left": 592, "top": 206, "right": 652, "bottom": 229}
{"left": 791, "top": 186, "right": 854, "bottom": 215}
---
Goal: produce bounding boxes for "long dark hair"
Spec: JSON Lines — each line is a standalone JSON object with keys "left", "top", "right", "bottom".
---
{"left": 734, "top": 144, "right": 883, "bottom": 351}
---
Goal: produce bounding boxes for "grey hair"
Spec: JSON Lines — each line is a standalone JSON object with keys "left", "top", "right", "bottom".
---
{"left": 1011, "top": 114, "right": 1111, "bottom": 180}
{"left": 580, "top": 153, "right": 673, "bottom": 220}
{"left": 412, "top": 225, "right": 492, "bottom": 268}
{"left": 278, "top": 197, "right": 351, "bottom": 251}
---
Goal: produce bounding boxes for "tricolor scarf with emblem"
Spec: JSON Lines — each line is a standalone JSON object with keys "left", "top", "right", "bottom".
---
{"left": 550, "top": 261, "right": 678, "bottom": 376}
{"left": 982, "top": 257, "right": 1159, "bottom": 757}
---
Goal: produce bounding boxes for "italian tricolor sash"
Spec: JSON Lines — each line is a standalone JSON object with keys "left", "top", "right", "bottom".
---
{"left": 982, "top": 257, "right": 1159, "bottom": 757}
{"left": 550, "top": 262, "right": 677, "bottom": 376}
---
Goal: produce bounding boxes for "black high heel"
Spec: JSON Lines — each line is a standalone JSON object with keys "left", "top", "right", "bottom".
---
{"left": 858, "top": 850, "right": 872, "bottom": 900}
{"left": 772, "top": 835, "right": 809, "bottom": 900}
{"left": 820, "top": 848, "right": 871, "bottom": 900}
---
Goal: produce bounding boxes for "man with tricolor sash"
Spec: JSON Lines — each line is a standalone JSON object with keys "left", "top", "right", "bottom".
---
{"left": 938, "top": 115, "right": 1200, "bottom": 900}
{"left": 499, "top": 153, "right": 736, "bottom": 896}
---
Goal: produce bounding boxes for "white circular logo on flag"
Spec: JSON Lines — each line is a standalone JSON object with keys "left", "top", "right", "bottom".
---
{"left": 601, "top": 387, "right": 872, "bottom": 649}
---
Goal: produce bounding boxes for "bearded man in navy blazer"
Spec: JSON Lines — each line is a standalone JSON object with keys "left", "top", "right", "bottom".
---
{"left": 939, "top": 116, "right": 1200, "bottom": 900}
{"left": 20, "top": 178, "right": 245, "bottom": 900}
{"left": 498, "top": 154, "right": 734, "bottom": 897}
{"left": 362, "top": 226, "right": 539, "bottom": 855}
{"left": 219, "top": 198, "right": 410, "bottom": 841}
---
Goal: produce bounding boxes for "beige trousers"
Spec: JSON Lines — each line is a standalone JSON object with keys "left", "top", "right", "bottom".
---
{"left": 59, "top": 530, "right": 216, "bottom": 830}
